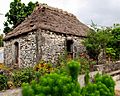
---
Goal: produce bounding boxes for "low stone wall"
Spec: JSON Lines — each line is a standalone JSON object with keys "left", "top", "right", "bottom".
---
{"left": 94, "top": 61, "right": 120, "bottom": 73}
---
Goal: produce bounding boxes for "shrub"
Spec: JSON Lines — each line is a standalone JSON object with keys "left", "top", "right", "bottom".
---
{"left": 67, "top": 60, "right": 80, "bottom": 81}
{"left": 79, "top": 57, "right": 90, "bottom": 74}
{"left": 22, "top": 60, "right": 115, "bottom": 96}
{"left": 81, "top": 83, "right": 100, "bottom": 96}
{"left": 81, "top": 73, "right": 115, "bottom": 96}
{"left": 94, "top": 73, "right": 115, "bottom": 95}
{"left": 12, "top": 68, "right": 36, "bottom": 87}
{"left": 84, "top": 70, "right": 90, "bottom": 85}
{"left": 22, "top": 73, "right": 81, "bottom": 96}
{"left": 0, "top": 74, "right": 8, "bottom": 90}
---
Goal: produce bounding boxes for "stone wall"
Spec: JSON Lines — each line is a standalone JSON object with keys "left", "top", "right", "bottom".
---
{"left": 94, "top": 61, "right": 120, "bottom": 73}
{"left": 37, "top": 29, "right": 85, "bottom": 66}
{"left": 4, "top": 29, "right": 85, "bottom": 68}
{"left": 19, "top": 32, "right": 37, "bottom": 67}
{"left": 4, "top": 31, "right": 37, "bottom": 68}
{"left": 4, "top": 41, "right": 13, "bottom": 67}
{"left": 40, "top": 30, "right": 66, "bottom": 65}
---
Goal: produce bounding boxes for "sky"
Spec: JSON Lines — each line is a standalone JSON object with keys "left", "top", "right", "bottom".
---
{"left": 0, "top": 0, "right": 120, "bottom": 33}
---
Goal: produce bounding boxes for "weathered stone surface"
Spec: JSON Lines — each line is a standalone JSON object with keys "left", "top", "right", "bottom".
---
{"left": 4, "top": 31, "right": 37, "bottom": 68}
{"left": 4, "top": 29, "right": 85, "bottom": 68}
{"left": 94, "top": 62, "right": 120, "bottom": 73}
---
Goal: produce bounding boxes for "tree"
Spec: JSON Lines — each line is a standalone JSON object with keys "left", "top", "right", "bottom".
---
{"left": 107, "top": 24, "right": 120, "bottom": 60}
{"left": 3, "top": 0, "right": 37, "bottom": 34}
{"left": 83, "top": 26, "right": 113, "bottom": 64}
{"left": 83, "top": 30, "right": 101, "bottom": 63}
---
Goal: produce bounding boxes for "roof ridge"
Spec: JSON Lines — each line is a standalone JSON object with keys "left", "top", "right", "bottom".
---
{"left": 34, "top": 3, "right": 75, "bottom": 18}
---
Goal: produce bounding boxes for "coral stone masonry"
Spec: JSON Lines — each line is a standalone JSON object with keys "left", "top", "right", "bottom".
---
{"left": 4, "top": 3, "right": 89, "bottom": 68}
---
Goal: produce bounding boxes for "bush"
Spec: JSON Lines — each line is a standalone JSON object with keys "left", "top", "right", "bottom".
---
{"left": 77, "top": 57, "right": 90, "bottom": 74}
{"left": 84, "top": 71, "right": 90, "bottom": 85}
{"left": 22, "top": 73, "right": 81, "bottom": 96}
{"left": 12, "top": 68, "right": 36, "bottom": 87}
{"left": 81, "top": 73, "right": 115, "bottom": 96}
{"left": 94, "top": 73, "right": 115, "bottom": 95}
{"left": 67, "top": 60, "right": 80, "bottom": 81}
{"left": 0, "top": 74, "right": 8, "bottom": 90}
{"left": 81, "top": 83, "right": 100, "bottom": 96}
{"left": 22, "top": 60, "right": 115, "bottom": 96}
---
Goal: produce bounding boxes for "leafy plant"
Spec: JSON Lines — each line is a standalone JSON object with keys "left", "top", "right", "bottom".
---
{"left": 106, "top": 48, "right": 116, "bottom": 62}
{"left": 4, "top": 0, "right": 37, "bottom": 34}
{"left": 81, "top": 73, "right": 115, "bottom": 96}
{"left": 84, "top": 71, "right": 90, "bottom": 85}
{"left": 67, "top": 60, "right": 80, "bottom": 81}
{"left": 83, "top": 26, "right": 113, "bottom": 64}
{"left": 22, "top": 73, "right": 81, "bottom": 96}
{"left": 81, "top": 83, "right": 100, "bottom": 96}
{"left": 12, "top": 68, "right": 36, "bottom": 87}
{"left": 94, "top": 73, "right": 115, "bottom": 95}
{"left": 79, "top": 57, "right": 90, "bottom": 74}
{"left": 0, "top": 74, "right": 8, "bottom": 90}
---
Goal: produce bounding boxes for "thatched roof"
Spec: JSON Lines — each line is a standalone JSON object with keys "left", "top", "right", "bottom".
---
{"left": 4, "top": 4, "right": 90, "bottom": 40}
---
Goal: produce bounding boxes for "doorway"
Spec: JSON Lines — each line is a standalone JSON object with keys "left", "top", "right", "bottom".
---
{"left": 14, "top": 42, "right": 19, "bottom": 63}
{"left": 66, "top": 40, "right": 73, "bottom": 59}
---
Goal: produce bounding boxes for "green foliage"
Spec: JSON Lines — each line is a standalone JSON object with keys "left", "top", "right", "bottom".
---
{"left": 67, "top": 60, "right": 80, "bottom": 81}
{"left": 79, "top": 57, "right": 90, "bottom": 74}
{"left": 84, "top": 23, "right": 120, "bottom": 61}
{"left": 81, "top": 73, "right": 115, "bottom": 96}
{"left": 21, "top": 59, "right": 115, "bottom": 96}
{"left": 83, "top": 30, "right": 101, "bottom": 61}
{"left": 81, "top": 83, "right": 100, "bottom": 96}
{"left": 75, "top": 56, "right": 96, "bottom": 74}
{"left": 0, "top": 62, "right": 57, "bottom": 90}
{"left": 84, "top": 26, "right": 113, "bottom": 63}
{"left": 22, "top": 83, "right": 34, "bottom": 96}
{"left": 107, "top": 24, "right": 120, "bottom": 59}
{"left": 94, "top": 73, "right": 115, "bottom": 94}
{"left": 3, "top": 0, "right": 37, "bottom": 34}
{"left": 0, "top": 74, "right": 8, "bottom": 90}
{"left": 22, "top": 73, "right": 81, "bottom": 96}
{"left": 12, "top": 68, "right": 36, "bottom": 87}
{"left": 3, "top": 22, "right": 11, "bottom": 34}
{"left": 84, "top": 71, "right": 90, "bottom": 85}
{"left": 106, "top": 48, "right": 116, "bottom": 60}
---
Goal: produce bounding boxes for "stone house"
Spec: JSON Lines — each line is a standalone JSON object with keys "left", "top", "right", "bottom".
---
{"left": 4, "top": 4, "right": 89, "bottom": 68}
